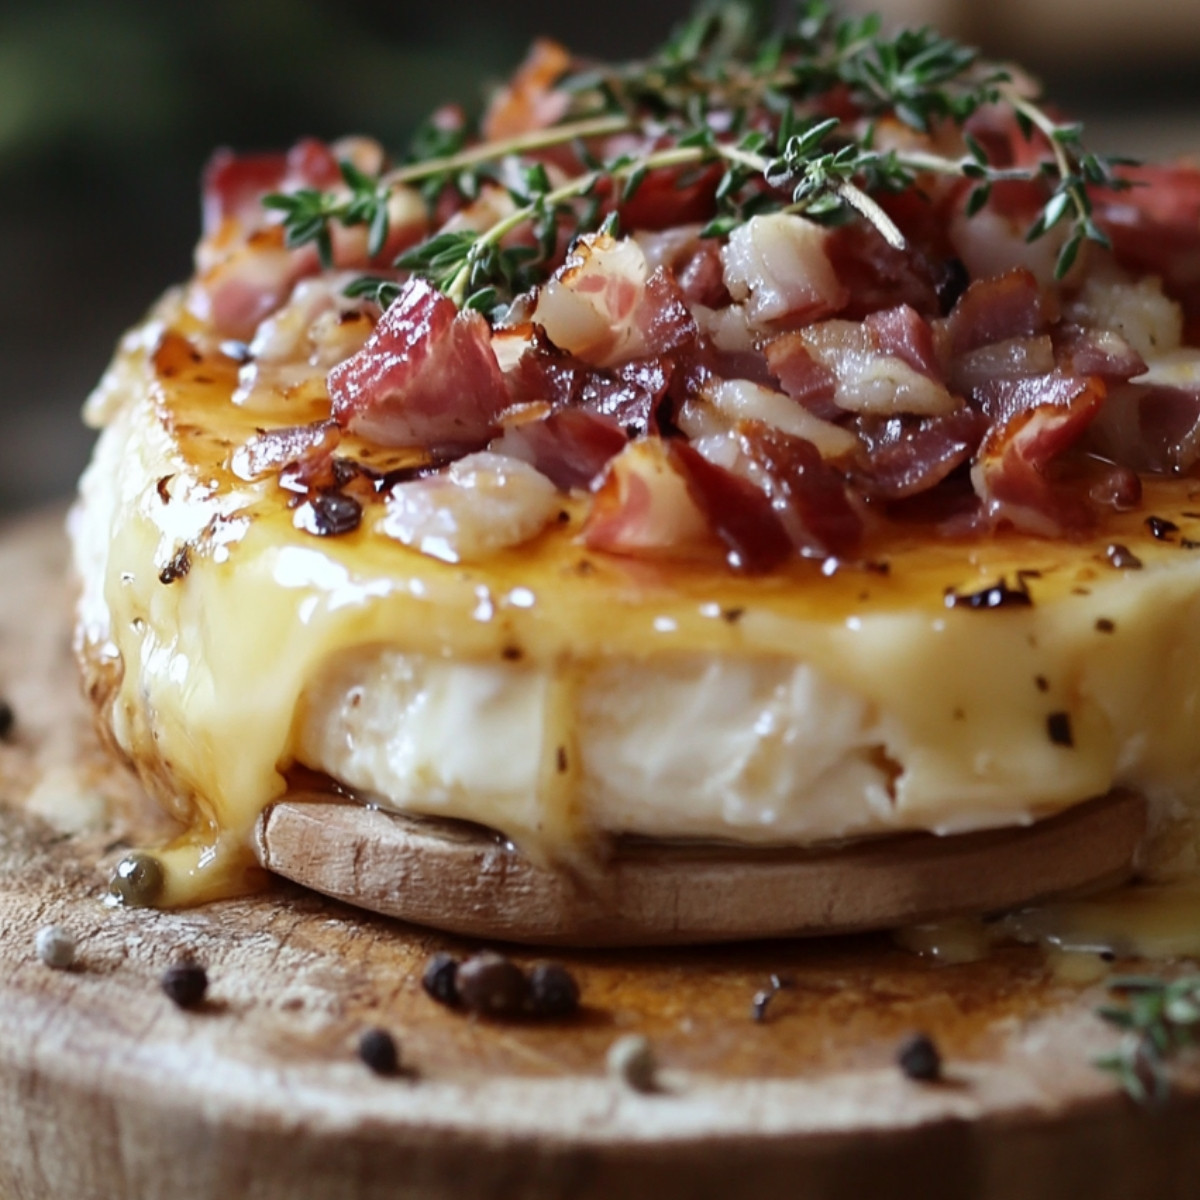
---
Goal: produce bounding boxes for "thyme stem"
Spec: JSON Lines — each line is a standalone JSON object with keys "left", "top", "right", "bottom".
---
{"left": 388, "top": 114, "right": 634, "bottom": 188}
{"left": 266, "top": 2, "right": 1135, "bottom": 308}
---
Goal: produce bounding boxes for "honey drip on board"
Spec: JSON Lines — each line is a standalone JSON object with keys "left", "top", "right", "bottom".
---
{"left": 897, "top": 879, "right": 1200, "bottom": 966}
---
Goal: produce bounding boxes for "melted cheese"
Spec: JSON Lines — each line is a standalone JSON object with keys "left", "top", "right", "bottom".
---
{"left": 72, "top": 298, "right": 1200, "bottom": 906}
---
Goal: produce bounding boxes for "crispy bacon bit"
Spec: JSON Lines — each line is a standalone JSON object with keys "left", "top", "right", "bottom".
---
{"left": 863, "top": 305, "right": 943, "bottom": 379}
{"left": 669, "top": 440, "right": 792, "bottom": 572}
{"left": 722, "top": 213, "right": 849, "bottom": 331}
{"left": 582, "top": 439, "right": 722, "bottom": 563}
{"left": 533, "top": 235, "right": 698, "bottom": 369}
{"left": 972, "top": 375, "right": 1107, "bottom": 536}
{"left": 491, "top": 409, "right": 627, "bottom": 491}
{"left": 764, "top": 335, "right": 840, "bottom": 418}
{"left": 941, "top": 269, "right": 1050, "bottom": 358}
{"left": 328, "top": 279, "right": 508, "bottom": 450}
{"left": 198, "top": 232, "right": 311, "bottom": 341}
{"left": 383, "top": 452, "right": 559, "bottom": 562}
{"left": 636, "top": 226, "right": 729, "bottom": 308}
{"left": 824, "top": 218, "right": 941, "bottom": 319}
{"left": 695, "top": 378, "right": 859, "bottom": 461}
{"left": 737, "top": 422, "right": 864, "bottom": 559}
{"left": 618, "top": 162, "right": 723, "bottom": 233}
{"left": 481, "top": 39, "right": 571, "bottom": 140}
{"left": 794, "top": 320, "right": 958, "bottom": 417}
{"left": 1093, "top": 164, "right": 1200, "bottom": 316}
{"left": 1054, "top": 327, "right": 1146, "bottom": 384}
{"left": 950, "top": 336, "right": 1056, "bottom": 398}
{"left": 504, "top": 333, "right": 673, "bottom": 438}
{"left": 230, "top": 420, "right": 342, "bottom": 483}
{"left": 854, "top": 408, "right": 986, "bottom": 501}
{"left": 202, "top": 149, "right": 289, "bottom": 237}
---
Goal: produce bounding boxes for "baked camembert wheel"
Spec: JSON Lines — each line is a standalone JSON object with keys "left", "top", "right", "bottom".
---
{"left": 72, "top": 5, "right": 1200, "bottom": 930}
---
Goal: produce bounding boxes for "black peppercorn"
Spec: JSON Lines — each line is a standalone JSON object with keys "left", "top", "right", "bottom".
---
{"left": 896, "top": 1032, "right": 942, "bottom": 1082}
{"left": 527, "top": 963, "right": 580, "bottom": 1018}
{"left": 357, "top": 1027, "right": 401, "bottom": 1076}
{"left": 422, "top": 953, "right": 461, "bottom": 1008}
{"left": 161, "top": 961, "right": 208, "bottom": 1009}
{"left": 456, "top": 952, "right": 529, "bottom": 1018}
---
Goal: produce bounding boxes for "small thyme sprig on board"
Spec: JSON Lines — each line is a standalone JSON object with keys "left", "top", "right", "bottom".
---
{"left": 1095, "top": 974, "right": 1200, "bottom": 1105}
{"left": 264, "top": 0, "right": 1135, "bottom": 309}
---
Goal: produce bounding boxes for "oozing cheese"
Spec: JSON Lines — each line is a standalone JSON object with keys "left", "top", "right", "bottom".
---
{"left": 72, "top": 299, "right": 1200, "bottom": 905}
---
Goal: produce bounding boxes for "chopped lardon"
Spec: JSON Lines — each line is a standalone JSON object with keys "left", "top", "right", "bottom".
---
{"left": 796, "top": 320, "right": 958, "bottom": 417}
{"left": 691, "top": 379, "right": 858, "bottom": 460}
{"left": 383, "top": 452, "right": 559, "bottom": 562}
{"left": 329, "top": 278, "right": 508, "bottom": 450}
{"left": 721, "top": 213, "right": 848, "bottom": 331}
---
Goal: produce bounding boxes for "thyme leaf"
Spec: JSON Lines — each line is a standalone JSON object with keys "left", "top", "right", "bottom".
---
{"left": 262, "top": 0, "right": 1136, "bottom": 308}
{"left": 1095, "top": 974, "right": 1200, "bottom": 1105}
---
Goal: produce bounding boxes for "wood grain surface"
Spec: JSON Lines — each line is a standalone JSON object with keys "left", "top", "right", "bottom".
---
{"left": 256, "top": 791, "right": 1146, "bottom": 946}
{"left": 2, "top": 508, "right": 1199, "bottom": 1200}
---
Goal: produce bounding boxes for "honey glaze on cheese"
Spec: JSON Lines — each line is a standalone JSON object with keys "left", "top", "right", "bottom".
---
{"left": 73, "top": 301, "right": 1200, "bottom": 908}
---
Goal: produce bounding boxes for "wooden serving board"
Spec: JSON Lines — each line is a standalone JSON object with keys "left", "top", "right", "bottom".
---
{"left": 2, "top": 507, "right": 1199, "bottom": 1200}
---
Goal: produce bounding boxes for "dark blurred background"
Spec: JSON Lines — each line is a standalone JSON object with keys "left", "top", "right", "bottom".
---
{"left": 2, "top": 0, "right": 1198, "bottom": 515}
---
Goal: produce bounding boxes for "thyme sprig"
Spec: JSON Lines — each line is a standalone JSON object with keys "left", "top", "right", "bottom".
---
{"left": 262, "top": 1, "right": 1135, "bottom": 308}
{"left": 562, "top": 3, "right": 1005, "bottom": 135}
{"left": 1095, "top": 974, "right": 1200, "bottom": 1105}
{"left": 264, "top": 160, "right": 393, "bottom": 269}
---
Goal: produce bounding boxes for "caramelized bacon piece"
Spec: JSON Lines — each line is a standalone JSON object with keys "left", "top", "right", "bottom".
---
{"left": 825, "top": 218, "right": 943, "bottom": 320}
{"left": 328, "top": 278, "right": 508, "bottom": 450}
{"left": 941, "top": 268, "right": 1051, "bottom": 357}
{"left": 737, "top": 422, "right": 864, "bottom": 559}
{"left": 722, "top": 213, "right": 849, "bottom": 330}
{"left": 202, "top": 150, "right": 289, "bottom": 237}
{"left": 788, "top": 319, "right": 958, "bottom": 417}
{"left": 1053, "top": 326, "right": 1147, "bottom": 384}
{"left": 669, "top": 441, "right": 792, "bottom": 573}
{"left": 504, "top": 333, "right": 674, "bottom": 438}
{"left": 1135, "top": 387, "right": 1200, "bottom": 475}
{"left": 202, "top": 138, "right": 339, "bottom": 240}
{"left": 618, "top": 163, "right": 723, "bottom": 233}
{"left": 582, "top": 439, "right": 721, "bottom": 562}
{"left": 971, "top": 375, "right": 1107, "bottom": 535}
{"left": 491, "top": 409, "right": 628, "bottom": 491}
{"left": 481, "top": 39, "right": 571, "bottom": 140}
{"left": 533, "top": 235, "right": 699, "bottom": 368}
{"left": 863, "top": 305, "right": 943, "bottom": 379}
{"left": 854, "top": 408, "right": 987, "bottom": 501}
{"left": 199, "top": 229, "right": 314, "bottom": 341}
{"left": 1093, "top": 164, "right": 1200, "bottom": 315}
{"left": 764, "top": 335, "right": 840, "bottom": 419}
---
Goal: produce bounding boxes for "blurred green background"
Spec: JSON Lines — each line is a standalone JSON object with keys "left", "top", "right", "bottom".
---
{"left": 1, "top": 0, "right": 1197, "bottom": 514}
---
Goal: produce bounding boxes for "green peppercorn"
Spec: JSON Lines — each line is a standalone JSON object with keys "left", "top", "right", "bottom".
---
{"left": 109, "top": 853, "right": 165, "bottom": 907}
